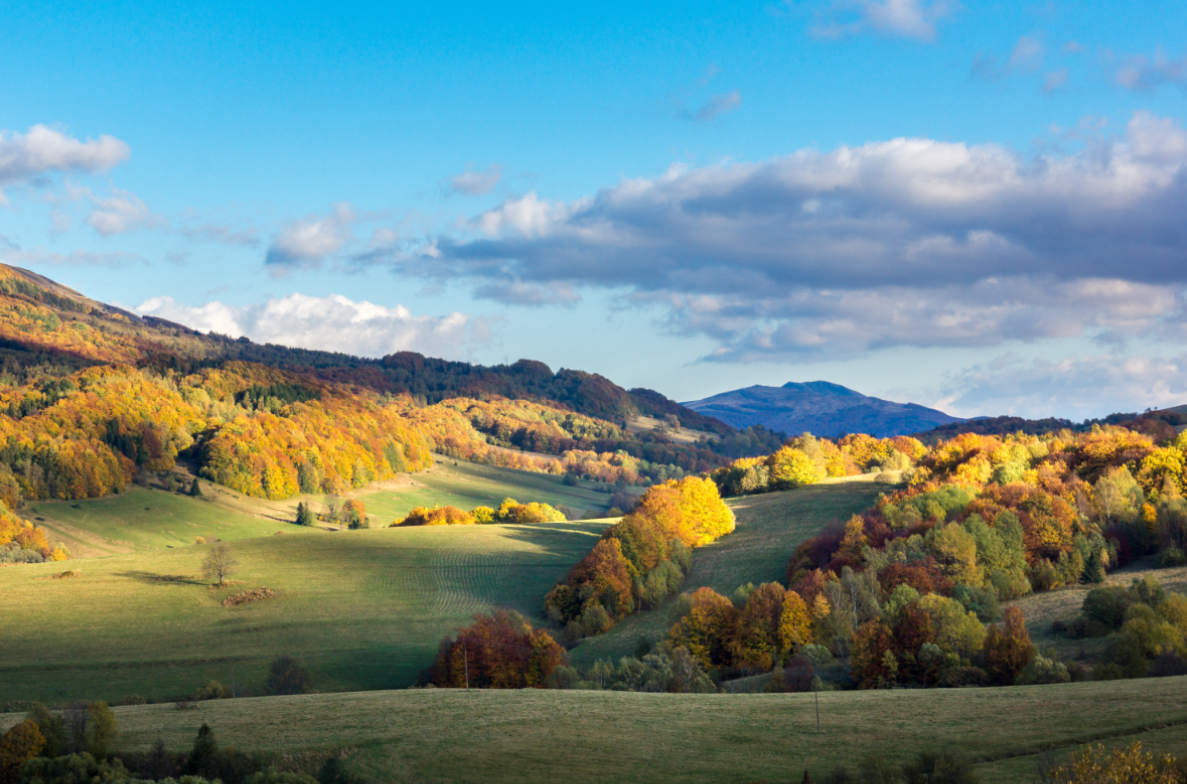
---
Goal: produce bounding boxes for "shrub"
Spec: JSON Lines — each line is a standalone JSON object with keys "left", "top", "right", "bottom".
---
{"left": 1081, "top": 586, "right": 1136, "bottom": 630}
{"left": 265, "top": 656, "right": 313, "bottom": 696}
{"left": 1015, "top": 655, "right": 1071, "bottom": 686}
{"left": 1157, "top": 547, "right": 1187, "bottom": 567}
{"left": 936, "top": 666, "right": 989, "bottom": 688}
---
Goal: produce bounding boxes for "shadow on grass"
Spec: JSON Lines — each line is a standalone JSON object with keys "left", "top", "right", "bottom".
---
{"left": 117, "top": 571, "right": 207, "bottom": 586}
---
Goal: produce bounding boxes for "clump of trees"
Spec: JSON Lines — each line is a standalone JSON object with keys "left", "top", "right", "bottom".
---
{"left": 430, "top": 610, "right": 566, "bottom": 689}
{"left": 710, "top": 434, "right": 927, "bottom": 497}
{"left": 548, "top": 642, "right": 717, "bottom": 693}
{"left": 544, "top": 476, "right": 733, "bottom": 642}
{"left": 0, "top": 503, "right": 67, "bottom": 562}
{"left": 395, "top": 497, "right": 568, "bottom": 527}
{"left": 1062, "top": 575, "right": 1187, "bottom": 680}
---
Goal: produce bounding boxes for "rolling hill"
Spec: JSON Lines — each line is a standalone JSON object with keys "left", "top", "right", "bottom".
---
{"left": 683, "top": 380, "right": 965, "bottom": 437}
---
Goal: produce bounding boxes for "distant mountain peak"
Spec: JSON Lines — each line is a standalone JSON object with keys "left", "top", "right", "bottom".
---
{"left": 682, "top": 381, "right": 963, "bottom": 438}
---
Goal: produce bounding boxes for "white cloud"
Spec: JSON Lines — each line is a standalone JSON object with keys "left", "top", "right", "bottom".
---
{"left": 809, "top": 0, "right": 957, "bottom": 42}
{"left": 134, "top": 293, "right": 486, "bottom": 359}
{"left": 406, "top": 111, "right": 1187, "bottom": 360}
{"left": 939, "top": 353, "right": 1187, "bottom": 419}
{"left": 86, "top": 188, "right": 163, "bottom": 235}
{"left": 264, "top": 203, "right": 356, "bottom": 271}
{"left": 449, "top": 164, "right": 503, "bottom": 195}
{"left": 0, "top": 125, "right": 129, "bottom": 196}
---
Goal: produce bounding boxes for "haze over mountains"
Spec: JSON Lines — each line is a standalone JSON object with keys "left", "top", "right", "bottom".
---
{"left": 682, "top": 381, "right": 966, "bottom": 438}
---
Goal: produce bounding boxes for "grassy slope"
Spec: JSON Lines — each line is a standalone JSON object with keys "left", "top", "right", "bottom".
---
{"left": 5, "top": 678, "right": 1186, "bottom": 784}
{"left": 0, "top": 520, "right": 610, "bottom": 705}
{"left": 27, "top": 488, "right": 283, "bottom": 557}
{"left": 569, "top": 476, "right": 887, "bottom": 667}
{"left": 1011, "top": 561, "right": 1187, "bottom": 666}
{"left": 350, "top": 459, "right": 619, "bottom": 523}
{"left": 26, "top": 459, "right": 618, "bottom": 557}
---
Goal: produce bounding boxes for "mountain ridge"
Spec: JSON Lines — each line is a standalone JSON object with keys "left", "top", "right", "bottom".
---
{"left": 682, "top": 381, "right": 965, "bottom": 438}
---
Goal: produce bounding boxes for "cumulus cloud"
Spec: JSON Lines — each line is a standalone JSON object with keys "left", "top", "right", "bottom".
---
{"left": 401, "top": 110, "right": 1187, "bottom": 361}
{"left": 0, "top": 125, "right": 129, "bottom": 196}
{"left": 264, "top": 203, "right": 355, "bottom": 272}
{"left": 809, "top": 0, "right": 957, "bottom": 42}
{"left": 449, "top": 164, "right": 504, "bottom": 195}
{"left": 86, "top": 188, "right": 163, "bottom": 235}
{"left": 937, "top": 352, "right": 1187, "bottom": 419}
{"left": 134, "top": 293, "right": 486, "bottom": 359}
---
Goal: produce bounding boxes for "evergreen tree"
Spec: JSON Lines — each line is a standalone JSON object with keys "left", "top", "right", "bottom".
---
{"left": 190, "top": 478, "right": 202, "bottom": 497}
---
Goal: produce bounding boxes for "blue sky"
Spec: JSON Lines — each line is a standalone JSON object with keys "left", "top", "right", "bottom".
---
{"left": 2, "top": 0, "right": 1187, "bottom": 419}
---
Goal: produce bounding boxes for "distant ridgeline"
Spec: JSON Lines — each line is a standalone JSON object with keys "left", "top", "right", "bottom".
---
{"left": 683, "top": 381, "right": 965, "bottom": 439}
{"left": 0, "top": 263, "right": 787, "bottom": 518}
{"left": 914, "top": 409, "right": 1187, "bottom": 444}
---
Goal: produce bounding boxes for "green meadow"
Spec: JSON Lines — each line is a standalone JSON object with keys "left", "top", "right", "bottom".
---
{"left": 0, "top": 520, "right": 610, "bottom": 705}
{"left": 5, "top": 677, "right": 1186, "bottom": 784}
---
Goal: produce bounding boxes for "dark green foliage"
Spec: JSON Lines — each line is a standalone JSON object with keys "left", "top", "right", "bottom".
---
{"left": 23, "top": 703, "right": 66, "bottom": 757}
{"left": 266, "top": 656, "right": 314, "bottom": 696}
{"left": 18, "top": 753, "right": 135, "bottom": 784}
{"left": 187, "top": 723, "right": 218, "bottom": 773}
{"left": 236, "top": 383, "right": 320, "bottom": 412}
{"left": 81, "top": 703, "right": 117, "bottom": 758}
{"left": 1080, "top": 586, "right": 1135, "bottom": 631}
{"left": 295, "top": 502, "right": 315, "bottom": 527}
{"left": 243, "top": 769, "right": 319, "bottom": 784}
{"left": 318, "top": 758, "right": 366, "bottom": 784}
{"left": 951, "top": 584, "right": 1001, "bottom": 623}
{"left": 901, "top": 751, "right": 978, "bottom": 784}
{"left": 138, "top": 739, "right": 178, "bottom": 781}
{"left": 190, "top": 478, "right": 202, "bottom": 497}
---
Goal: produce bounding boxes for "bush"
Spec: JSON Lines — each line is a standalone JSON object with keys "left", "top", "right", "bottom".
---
{"left": 936, "top": 666, "right": 989, "bottom": 688}
{"left": 1157, "top": 547, "right": 1187, "bottom": 567}
{"left": 265, "top": 656, "right": 314, "bottom": 696}
{"left": 1015, "top": 655, "right": 1071, "bottom": 686}
{"left": 1081, "top": 586, "right": 1135, "bottom": 631}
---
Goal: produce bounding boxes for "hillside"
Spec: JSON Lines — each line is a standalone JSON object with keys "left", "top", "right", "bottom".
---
{"left": 683, "top": 381, "right": 964, "bottom": 437}
{"left": 0, "top": 263, "right": 785, "bottom": 517}
{"left": 0, "top": 508, "right": 614, "bottom": 704}
{"left": 5, "top": 678, "right": 1187, "bottom": 783}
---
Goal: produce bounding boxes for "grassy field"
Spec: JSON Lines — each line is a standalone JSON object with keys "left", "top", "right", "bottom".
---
{"left": 0, "top": 520, "right": 611, "bottom": 705}
{"left": 350, "top": 459, "right": 622, "bottom": 523}
{"left": 569, "top": 476, "right": 887, "bottom": 667}
{"left": 26, "top": 459, "right": 620, "bottom": 558}
{"left": 27, "top": 488, "right": 285, "bottom": 557}
{"left": 4, "top": 677, "right": 1186, "bottom": 783}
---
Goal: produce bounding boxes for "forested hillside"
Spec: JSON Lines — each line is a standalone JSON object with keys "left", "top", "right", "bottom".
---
{"left": 0, "top": 264, "right": 776, "bottom": 527}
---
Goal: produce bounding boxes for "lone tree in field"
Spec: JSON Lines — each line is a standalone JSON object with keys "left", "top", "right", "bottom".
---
{"left": 190, "top": 478, "right": 202, "bottom": 497}
{"left": 295, "top": 502, "right": 315, "bottom": 527}
{"left": 201, "top": 543, "right": 238, "bottom": 585}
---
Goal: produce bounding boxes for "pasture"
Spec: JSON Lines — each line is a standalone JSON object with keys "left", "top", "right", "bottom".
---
{"left": 0, "top": 520, "right": 611, "bottom": 705}
{"left": 351, "top": 459, "right": 620, "bottom": 523}
{"left": 5, "top": 677, "right": 1186, "bottom": 783}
